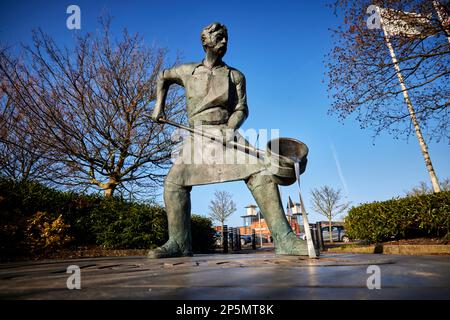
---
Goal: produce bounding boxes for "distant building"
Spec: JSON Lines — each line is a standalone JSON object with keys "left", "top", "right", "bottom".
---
{"left": 239, "top": 201, "right": 303, "bottom": 241}
{"left": 287, "top": 201, "right": 302, "bottom": 235}
{"left": 237, "top": 204, "right": 270, "bottom": 241}
{"left": 240, "top": 204, "right": 260, "bottom": 234}
{"left": 214, "top": 199, "right": 306, "bottom": 242}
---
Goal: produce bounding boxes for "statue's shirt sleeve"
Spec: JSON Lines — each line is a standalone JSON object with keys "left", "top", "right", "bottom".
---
{"left": 230, "top": 69, "right": 248, "bottom": 117}
{"left": 160, "top": 64, "right": 192, "bottom": 87}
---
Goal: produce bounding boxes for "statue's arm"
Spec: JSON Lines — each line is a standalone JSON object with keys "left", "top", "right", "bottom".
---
{"left": 151, "top": 67, "right": 183, "bottom": 121}
{"left": 227, "top": 70, "right": 248, "bottom": 131}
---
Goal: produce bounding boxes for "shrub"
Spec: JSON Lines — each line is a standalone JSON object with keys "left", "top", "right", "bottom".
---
{"left": 191, "top": 215, "right": 216, "bottom": 253}
{"left": 0, "top": 178, "right": 169, "bottom": 257}
{"left": 0, "top": 178, "right": 101, "bottom": 260}
{"left": 85, "top": 198, "right": 168, "bottom": 249}
{"left": 24, "top": 211, "right": 72, "bottom": 256}
{"left": 345, "top": 191, "right": 450, "bottom": 243}
{"left": 0, "top": 177, "right": 219, "bottom": 259}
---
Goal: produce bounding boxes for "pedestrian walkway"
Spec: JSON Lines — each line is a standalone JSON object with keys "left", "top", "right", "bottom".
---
{"left": 1, "top": 253, "right": 449, "bottom": 299}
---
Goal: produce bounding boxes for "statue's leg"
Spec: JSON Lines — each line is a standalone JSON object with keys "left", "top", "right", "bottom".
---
{"left": 148, "top": 180, "right": 193, "bottom": 259}
{"left": 246, "top": 173, "right": 308, "bottom": 256}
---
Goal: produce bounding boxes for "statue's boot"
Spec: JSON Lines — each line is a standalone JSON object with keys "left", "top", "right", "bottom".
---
{"left": 246, "top": 173, "right": 308, "bottom": 256}
{"left": 148, "top": 181, "right": 193, "bottom": 259}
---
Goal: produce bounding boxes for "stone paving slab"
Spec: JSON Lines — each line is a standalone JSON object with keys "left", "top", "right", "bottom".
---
{"left": 0, "top": 253, "right": 449, "bottom": 300}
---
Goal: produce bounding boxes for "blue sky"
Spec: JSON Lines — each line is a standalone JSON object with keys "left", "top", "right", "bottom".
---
{"left": 1, "top": 0, "right": 449, "bottom": 226}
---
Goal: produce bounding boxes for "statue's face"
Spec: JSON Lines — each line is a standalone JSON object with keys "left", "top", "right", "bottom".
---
{"left": 203, "top": 28, "right": 228, "bottom": 57}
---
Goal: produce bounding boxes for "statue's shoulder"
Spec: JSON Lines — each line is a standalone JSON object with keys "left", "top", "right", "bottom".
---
{"left": 228, "top": 67, "right": 246, "bottom": 83}
{"left": 173, "top": 62, "right": 199, "bottom": 74}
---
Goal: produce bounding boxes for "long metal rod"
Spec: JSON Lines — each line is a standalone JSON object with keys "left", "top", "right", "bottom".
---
{"left": 299, "top": 191, "right": 317, "bottom": 258}
{"left": 157, "top": 118, "right": 298, "bottom": 166}
{"left": 159, "top": 118, "right": 266, "bottom": 159}
{"left": 294, "top": 162, "right": 317, "bottom": 258}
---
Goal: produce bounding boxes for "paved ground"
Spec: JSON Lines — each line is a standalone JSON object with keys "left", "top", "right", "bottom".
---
{"left": 1, "top": 252, "right": 449, "bottom": 299}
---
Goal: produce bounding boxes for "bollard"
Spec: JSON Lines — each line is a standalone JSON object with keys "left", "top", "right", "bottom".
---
{"left": 251, "top": 229, "right": 256, "bottom": 250}
{"left": 316, "top": 222, "right": 324, "bottom": 251}
{"left": 312, "top": 224, "right": 321, "bottom": 257}
{"left": 236, "top": 228, "right": 242, "bottom": 251}
{"left": 230, "top": 228, "right": 235, "bottom": 251}
{"left": 223, "top": 225, "right": 228, "bottom": 253}
{"left": 310, "top": 224, "right": 318, "bottom": 251}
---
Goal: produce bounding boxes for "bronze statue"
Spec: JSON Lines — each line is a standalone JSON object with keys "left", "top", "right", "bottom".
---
{"left": 149, "top": 22, "right": 308, "bottom": 258}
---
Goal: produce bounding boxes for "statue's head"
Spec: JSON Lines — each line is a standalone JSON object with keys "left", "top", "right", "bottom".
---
{"left": 200, "top": 22, "right": 228, "bottom": 57}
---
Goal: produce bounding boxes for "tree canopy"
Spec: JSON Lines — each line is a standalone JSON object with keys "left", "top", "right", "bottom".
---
{"left": 0, "top": 18, "right": 185, "bottom": 198}
{"left": 326, "top": 0, "right": 449, "bottom": 142}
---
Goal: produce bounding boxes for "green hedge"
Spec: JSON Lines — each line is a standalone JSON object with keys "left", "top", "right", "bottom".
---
{"left": 0, "top": 178, "right": 215, "bottom": 260}
{"left": 191, "top": 215, "right": 216, "bottom": 253}
{"left": 345, "top": 191, "right": 450, "bottom": 243}
{"left": 79, "top": 198, "right": 168, "bottom": 250}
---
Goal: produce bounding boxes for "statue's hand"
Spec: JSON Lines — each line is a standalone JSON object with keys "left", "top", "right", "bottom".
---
{"left": 150, "top": 110, "right": 165, "bottom": 123}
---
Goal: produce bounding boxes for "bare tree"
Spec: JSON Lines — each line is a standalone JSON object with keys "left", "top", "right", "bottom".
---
{"left": 208, "top": 190, "right": 237, "bottom": 241}
{"left": 0, "top": 18, "right": 185, "bottom": 197}
{"left": 0, "top": 70, "right": 54, "bottom": 182}
{"left": 406, "top": 178, "right": 450, "bottom": 196}
{"left": 310, "top": 186, "right": 350, "bottom": 243}
{"left": 326, "top": 0, "right": 449, "bottom": 193}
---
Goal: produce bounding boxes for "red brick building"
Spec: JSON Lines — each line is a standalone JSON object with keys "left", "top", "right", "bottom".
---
{"left": 239, "top": 202, "right": 304, "bottom": 240}
{"left": 214, "top": 201, "right": 305, "bottom": 242}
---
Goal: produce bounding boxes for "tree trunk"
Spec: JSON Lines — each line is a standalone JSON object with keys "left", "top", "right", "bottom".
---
{"left": 104, "top": 182, "right": 117, "bottom": 198}
{"left": 329, "top": 218, "right": 333, "bottom": 243}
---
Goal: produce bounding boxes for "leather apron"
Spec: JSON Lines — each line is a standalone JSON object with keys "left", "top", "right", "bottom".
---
{"left": 166, "top": 66, "right": 265, "bottom": 186}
